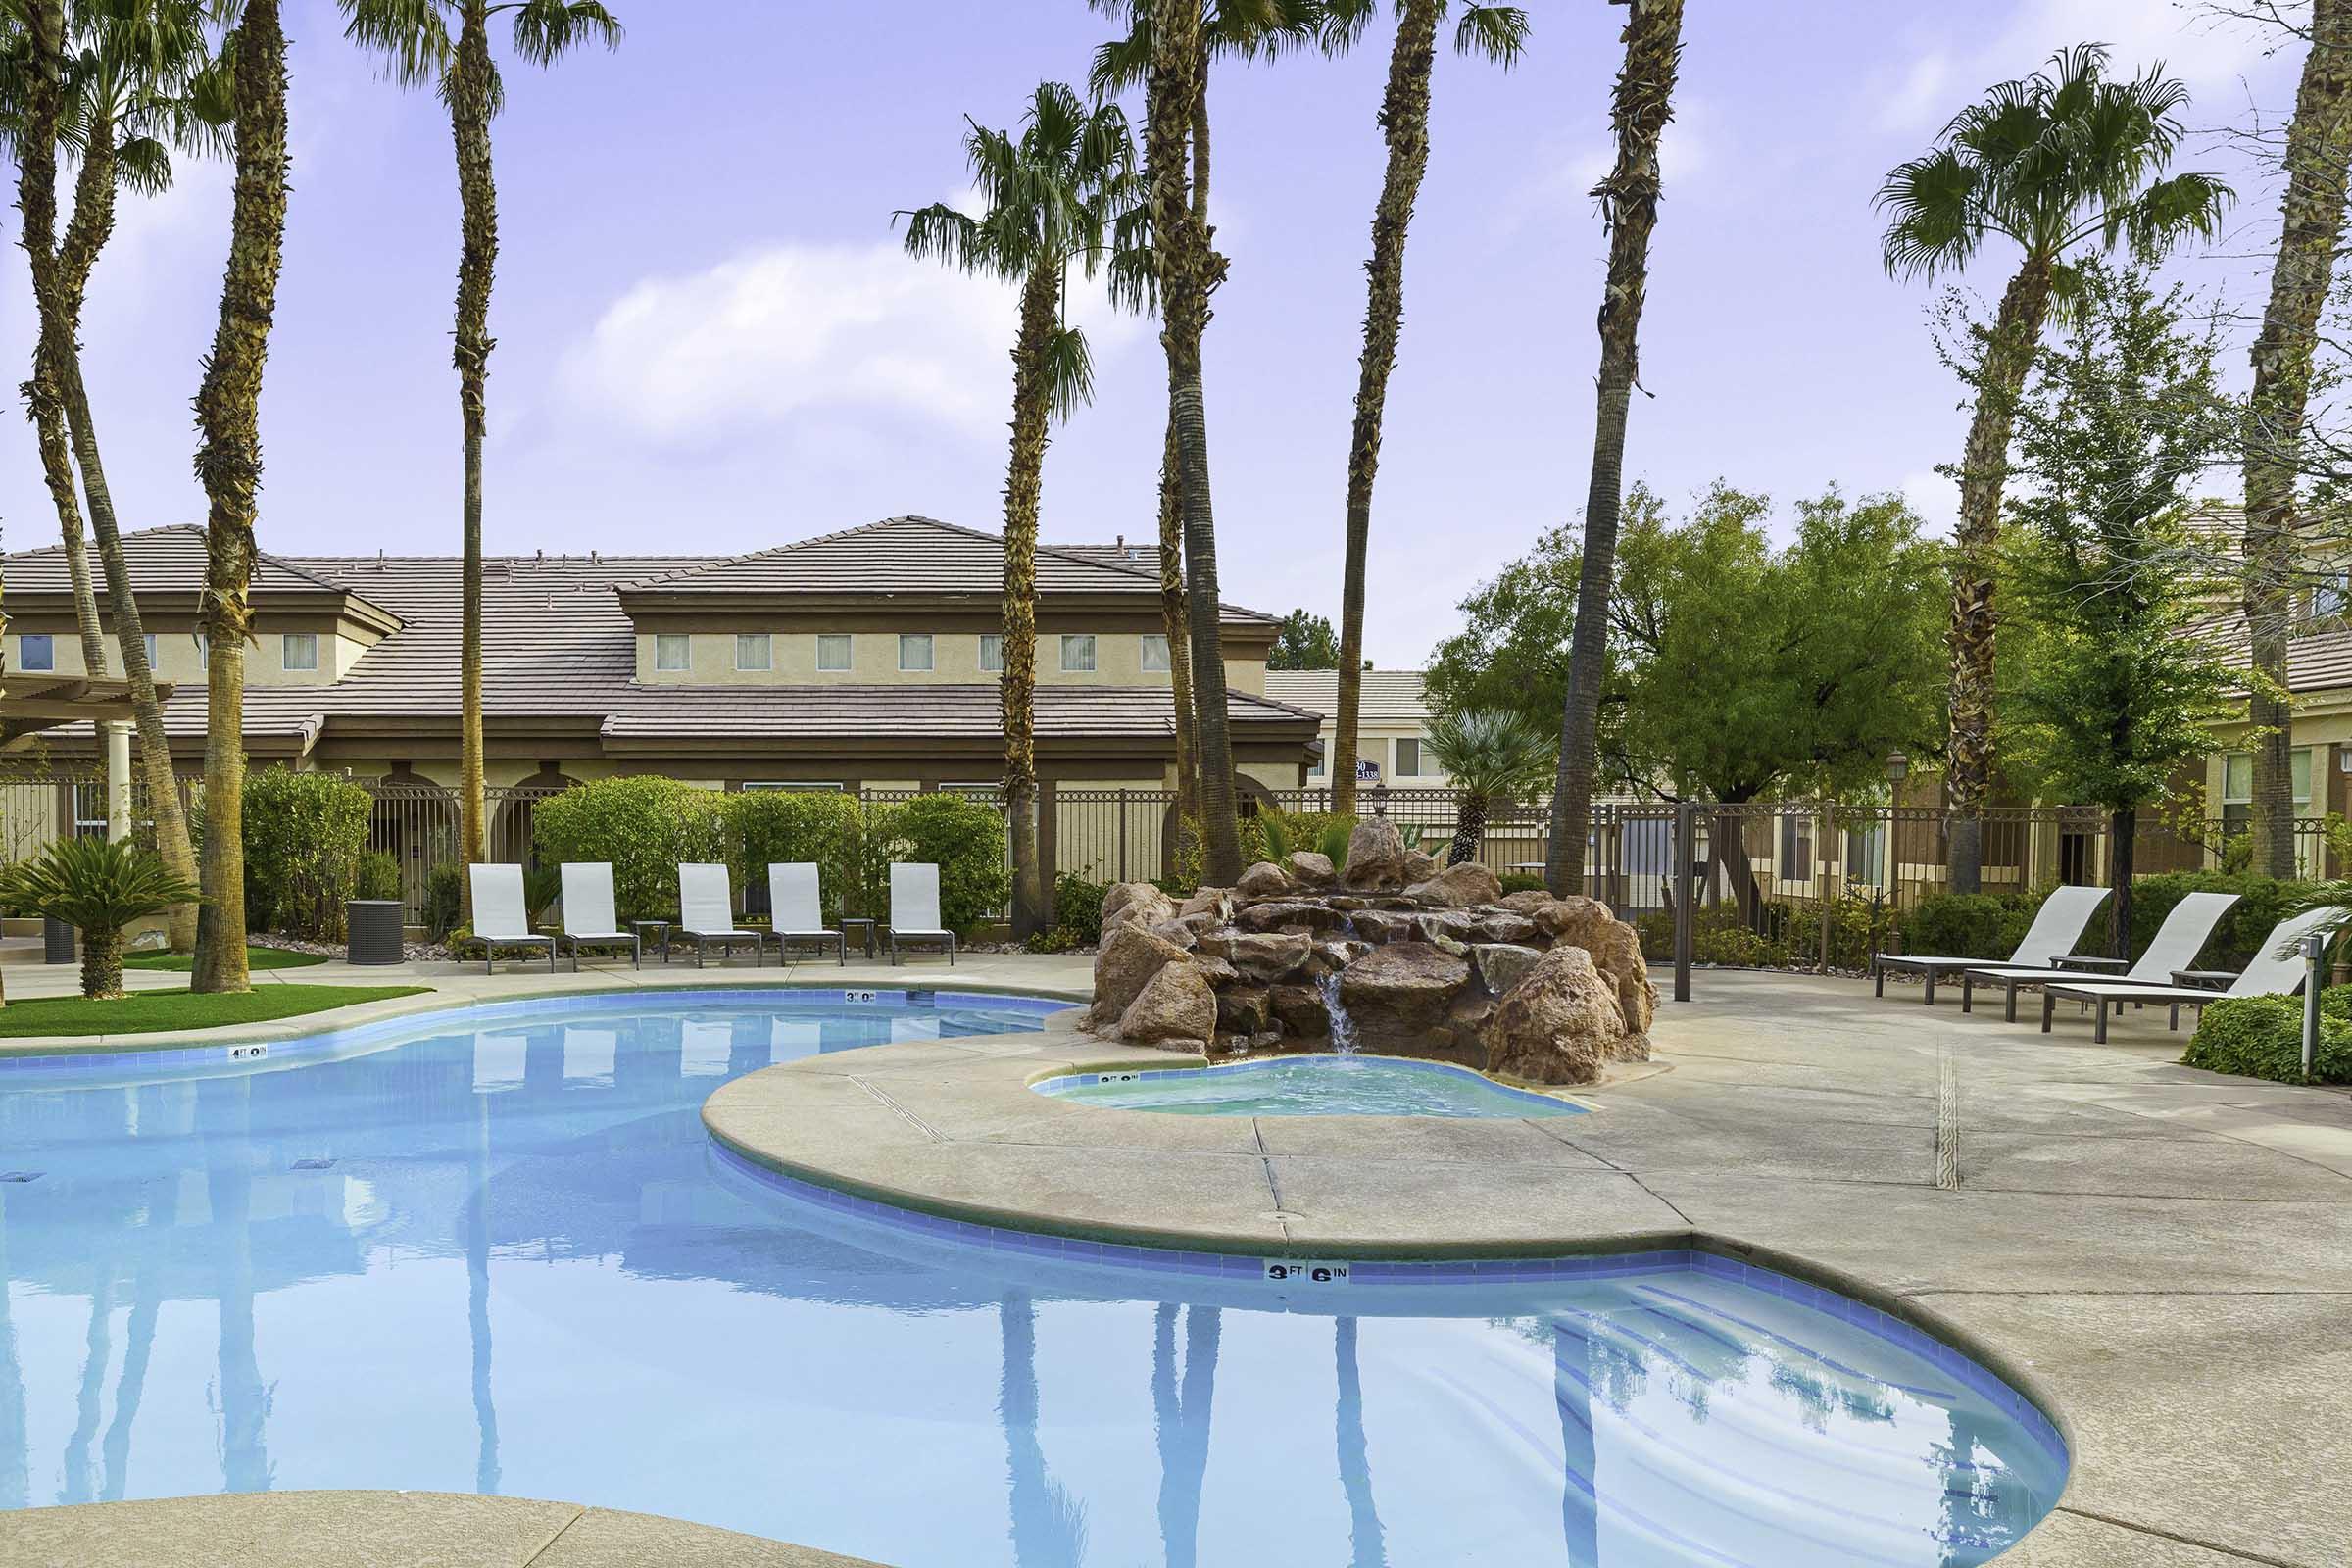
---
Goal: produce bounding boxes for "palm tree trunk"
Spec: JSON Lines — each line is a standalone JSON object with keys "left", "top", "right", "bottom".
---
{"left": 2245, "top": 0, "right": 2352, "bottom": 881}
{"left": 1942, "top": 260, "right": 2052, "bottom": 894}
{"left": 1335, "top": 0, "right": 1441, "bottom": 817}
{"left": 1548, "top": 0, "right": 1684, "bottom": 897}
{"left": 1447, "top": 791, "right": 1488, "bottom": 866}
{"left": 1158, "top": 416, "right": 1200, "bottom": 836}
{"left": 453, "top": 0, "right": 498, "bottom": 913}
{"left": 2110, "top": 805, "right": 2136, "bottom": 960}
{"left": 1002, "top": 262, "right": 1058, "bottom": 939}
{"left": 190, "top": 0, "right": 290, "bottom": 996}
{"left": 47, "top": 109, "right": 119, "bottom": 681}
{"left": 80, "top": 926, "right": 124, "bottom": 1002}
{"left": 1149, "top": 0, "right": 1243, "bottom": 886}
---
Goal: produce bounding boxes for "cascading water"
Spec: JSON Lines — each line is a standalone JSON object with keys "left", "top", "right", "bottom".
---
{"left": 1321, "top": 912, "right": 1363, "bottom": 1057}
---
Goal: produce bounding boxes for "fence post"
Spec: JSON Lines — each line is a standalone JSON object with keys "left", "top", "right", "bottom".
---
{"left": 1118, "top": 789, "right": 1129, "bottom": 884}
{"left": 1673, "top": 800, "right": 1696, "bottom": 1003}
{"left": 2303, "top": 932, "right": 2325, "bottom": 1077}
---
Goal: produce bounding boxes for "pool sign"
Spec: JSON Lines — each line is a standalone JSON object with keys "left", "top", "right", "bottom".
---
{"left": 1264, "top": 1258, "right": 1351, "bottom": 1285}
{"left": 1353, "top": 760, "right": 1382, "bottom": 782}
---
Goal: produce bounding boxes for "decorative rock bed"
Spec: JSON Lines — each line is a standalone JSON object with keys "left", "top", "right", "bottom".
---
{"left": 1085, "top": 818, "right": 1655, "bottom": 1085}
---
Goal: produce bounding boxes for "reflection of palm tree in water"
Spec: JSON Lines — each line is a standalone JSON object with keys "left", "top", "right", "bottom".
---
{"left": 103, "top": 1162, "right": 178, "bottom": 1502}
{"left": 1936, "top": 1407, "right": 2035, "bottom": 1560}
{"left": 1334, "top": 1318, "right": 1386, "bottom": 1568}
{"left": 1000, "top": 1291, "right": 1086, "bottom": 1566}
{"left": 1151, "top": 1301, "right": 1221, "bottom": 1568}
{"left": 469, "top": 1096, "right": 501, "bottom": 1494}
{"left": 204, "top": 1077, "right": 273, "bottom": 1493}
{"left": 61, "top": 1257, "right": 115, "bottom": 1502}
{"left": 0, "top": 1194, "right": 29, "bottom": 1510}
{"left": 1555, "top": 1324, "right": 1598, "bottom": 1568}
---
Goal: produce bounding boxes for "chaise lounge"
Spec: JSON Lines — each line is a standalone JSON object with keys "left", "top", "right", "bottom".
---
{"left": 2037, "top": 906, "right": 2349, "bottom": 1043}
{"left": 1874, "top": 883, "right": 2108, "bottom": 1005}
{"left": 1960, "top": 890, "right": 2239, "bottom": 1021}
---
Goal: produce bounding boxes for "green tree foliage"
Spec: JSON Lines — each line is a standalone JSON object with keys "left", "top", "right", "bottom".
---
{"left": 1424, "top": 707, "right": 1554, "bottom": 863}
{"left": 0, "top": 836, "right": 200, "bottom": 1000}
{"left": 531, "top": 776, "right": 730, "bottom": 922}
{"left": 1997, "top": 263, "right": 2238, "bottom": 956}
{"left": 729, "top": 789, "right": 864, "bottom": 926}
{"left": 862, "top": 792, "right": 1011, "bottom": 937}
{"left": 1269, "top": 609, "right": 1343, "bottom": 669}
{"left": 2184, "top": 987, "right": 2352, "bottom": 1085}
{"left": 240, "top": 768, "right": 373, "bottom": 941}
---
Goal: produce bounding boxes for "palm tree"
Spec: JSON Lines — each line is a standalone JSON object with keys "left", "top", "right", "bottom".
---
{"left": 1544, "top": 0, "right": 1683, "bottom": 900}
{"left": 2244, "top": 2, "right": 2352, "bottom": 879}
{"left": 0, "top": 836, "right": 199, "bottom": 1000}
{"left": 1875, "top": 44, "right": 2229, "bottom": 893}
{"left": 189, "top": 0, "right": 290, "bottom": 997}
{"left": 1426, "top": 705, "right": 1553, "bottom": 864}
{"left": 1329, "top": 1, "right": 1526, "bottom": 816}
{"left": 900, "top": 83, "right": 1139, "bottom": 938}
{"left": 5, "top": 0, "right": 217, "bottom": 951}
{"left": 340, "top": 0, "right": 622, "bottom": 917}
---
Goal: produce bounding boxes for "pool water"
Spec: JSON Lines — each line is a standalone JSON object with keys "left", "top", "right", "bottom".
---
{"left": 1036, "top": 1054, "right": 1590, "bottom": 1118}
{"left": 0, "top": 990, "right": 2065, "bottom": 1566}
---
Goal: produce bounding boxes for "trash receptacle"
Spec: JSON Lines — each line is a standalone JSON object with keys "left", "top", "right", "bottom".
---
{"left": 42, "top": 915, "right": 74, "bottom": 965}
{"left": 346, "top": 900, "right": 406, "bottom": 966}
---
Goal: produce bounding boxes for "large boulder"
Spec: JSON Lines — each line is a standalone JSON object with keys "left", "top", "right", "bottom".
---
{"left": 1348, "top": 909, "right": 1420, "bottom": 945}
{"left": 1533, "top": 897, "right": 1657, "bottom": 1035}
{"left": 1466, "top": 911, "right": 1540, "bottom": 946}
{"left": 1177, "top": 887, "right": 1234, "bottom": 923}
{"left": 1089, "top": 924, "right": 1192, "bottom": 1029}
{"left": 1269, "top": 982, "right": 1330, "bottom": 1037}
{"left": 1496, "top": 889, "right": 1554, "bottom": 914}
{"left": 1118, "top": 960, "right": 1216, "bottom": 1049}
{"left": 1237, "top": 899, "right": 1351, "bottom": 935}
{"left": 1483, "top": 945, "right": 1632, "bottom": 1086}
{"left": 1338, "top": 941, "right": 1470, "bottom": 1051}
{"left": 1216, "top": 983, "right": 1273, "bottom": 1036}
{"left": 1341, "top": 817, "right": 1410, "bottom": 890}
{"left": 1287, "top": 851, "right": 1338, "bottom": 888}
{"left": 1402, "top": 848, "right": 1443, "bottom": 884}
{"left": 1145, "top": 919, "right": 1199, "bottom": 952}
{"left": 1102, "top": 882, "right": 1178, "bottom": 937}
{"left": 1406, "top": 861, "right": 1502, "bottom": 908}
{"left": 1473, "top": 942, "right": 1544, "bottom": 999}
{"left": 1237, "top": 861, "right": 1294, "bottom": 900}
{"left": 1229, "top": 932, "right": 1313, "bottom": 983}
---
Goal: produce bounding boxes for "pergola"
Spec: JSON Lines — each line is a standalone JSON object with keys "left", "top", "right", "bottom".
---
{"left": 0, "top": 673, "right": 172, "bottom": 840}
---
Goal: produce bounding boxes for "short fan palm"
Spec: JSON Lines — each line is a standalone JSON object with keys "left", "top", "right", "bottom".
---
{"left": 1426, "top": 708, "right": 1555, "bottom": 866}
{"left": 1, "top": 837, "right": 203, "bottom": 1001}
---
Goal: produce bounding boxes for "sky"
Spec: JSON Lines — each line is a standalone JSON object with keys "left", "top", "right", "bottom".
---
{"left": 0, "top": 0, "right": 2319, "bottom": 670}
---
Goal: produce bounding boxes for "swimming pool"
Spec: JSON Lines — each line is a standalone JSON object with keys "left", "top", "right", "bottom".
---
{"left": 0, "top": 989, "right": 2065, "bottom": 1565}
{"left": 1035, "top": 1054, "right": 1589, "bottom": 1117}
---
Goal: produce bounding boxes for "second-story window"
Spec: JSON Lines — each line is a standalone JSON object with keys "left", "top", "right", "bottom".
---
{"left": 1060, "top": 634, "right": 1097, "bottom": 673}
{"left": 283, "top": 632, "right": 318, "bottom": 672}
{"left": 817, "top": 633, "right": 853, "bottom": 672}
{"left": 735, "top": 633, "right": 771, "bottom": 671}
{"left": 2313, "top": 569, "right": 2351, "bottom": 619}
{"left": 18, "top": 634, "right": 54, "bottom": 672}
{"left": 900, "top": 633, "right": 934, "bottom": 671}
{"left": 193, "top": 631, "right": 209, "bottom": 666}
{"left": 655, "top": 633, "right": 691, "bottom": 671}
{"left": 978, "top": 634, "right": 1004, "bottom": 672}
{"left": 1395, "top": 736, "right": 1425, "bottom": 777}
{"left": 1140, "top": 634, "right": 1170, "bottom": 672}
{"left": 140, "top": 633, "right": 157, "bottom": 671}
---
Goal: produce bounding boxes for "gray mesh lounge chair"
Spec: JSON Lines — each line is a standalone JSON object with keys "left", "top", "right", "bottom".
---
{"left": 2039, "top": 906, "right": 2349, "bottom": 1043}
{"left": 1874, "top": 883, "right": 2108, "bottom": 1004}
{"left": 469, "top": 863, "right": 555, "bottom": 974}
{"left": 888, "top": 862, "right": 955, "bottom": 965}
{"left": 677, "top": 862, "right": 763, "bottom": 968}
{"left": 764, "top": 862, "right": 845, "bottom": 966}
{"left": 557, "top": 861, "right": 639, "bottom": 971}
{"left": 1961, "top": 890, "right": 2238, "bottom": 1020}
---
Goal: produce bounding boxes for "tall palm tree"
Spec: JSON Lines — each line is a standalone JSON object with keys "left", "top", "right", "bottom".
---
{"left": 2244, "top": 2, "right": 2352, "bottom": 879}
{"left": 340, "top": 0, "right": 621, "bottom": 915}
{"left": 1876, "top": 44, "right": 2229, "bottom": 893}
{"left": 1545, "top": 0, "right": 1683, "bottom": 899}
{"left": 1426, "top": 705, "right": 1553, "bottom": 864}
{"left": 1330, "top": 0, "right": 1526, "bottom": 816}
{"left": 900, "top": 83, "right": 1138, "bottom": 938}
{"left": 189, "top": 0, "right": 290, "bottom": 996}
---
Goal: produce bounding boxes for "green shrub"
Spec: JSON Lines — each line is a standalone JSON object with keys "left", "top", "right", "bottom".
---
{"left": 1049, "top": 872, "right": 1107, "bottom": 945}
{"left": 522, "top": 863, "right": 563, "bottom": 925}
{"left": 423, "top": 863, "right": 464, "bottom": 941}
{"left": 1499, "top": 871, "right": 1547, "bottom": 895}
{"left": 1634, "top": 889, "right": 1899, "bottom": 972}
{"left": 531, "top": 776, "right": 729, "bottom": 921}
{"left": 2129, "top": 872, "right": 2308, "bottom": 971}
{"left": 1024, "top": 925, "right": 1081, "bottom": 954}
{"left": 727, "top": 789, "right": 862, "bottom": 923}
{"left": 1902, "top": 889, "right": 2050, "bottom": 959}
{"left": 1242, "top": 808, "right": 1354, "bottom": 870}
{"left": 355, "top": 851, "right": 403, "bottom": 904}
{"left": 242, "top": 768, "right": 372, "bottom": 941}
{"left": 2183, "top": 987, "right": 2352, "bottom": 1084}
{"left": 0, "top": 837, "right": 199, "bottom": 1000}
{"left": 862, "top": 791, "right": 1010, "bottom": 937}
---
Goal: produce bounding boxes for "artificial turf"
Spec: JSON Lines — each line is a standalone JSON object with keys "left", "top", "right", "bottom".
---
{"left": 0, "top": 983, "right": 427, "bottom": 1038}
{"left": 125, "top": 945, "right": 330, "bottom": 972}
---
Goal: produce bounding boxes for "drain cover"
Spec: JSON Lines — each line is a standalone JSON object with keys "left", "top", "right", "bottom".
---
{"left": 0, "top": 1171, "right": 42, "bottom": 1183}
{"left": 290, "top": 1157, "right": 336, "bottom": 1171}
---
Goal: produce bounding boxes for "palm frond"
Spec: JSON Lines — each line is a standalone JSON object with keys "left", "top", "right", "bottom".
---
{"left": 508, "top": 0, "right": 622, "bottom": 69}
{"left": 1039, "top": 321, "right": 1096, "bottom": 421}
{"left": 337, "top": 0, "right": 452, "bottom": 89}
{"left": 1453, "top": 3, "right": 1528, "bottom": 69}
{"left": 111, "top": 129, "right": 173, "bottom": 192}
{"left": 896, "top": 200, "right": 996, "bottom": 276}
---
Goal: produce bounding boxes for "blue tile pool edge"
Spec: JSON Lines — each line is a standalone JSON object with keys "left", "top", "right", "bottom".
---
{"left": 1031, "top": 1053, "right": 1592, "bottom": 1116}
{"left": 706, "top": 1137, "right": 2074, "bottom": 1483}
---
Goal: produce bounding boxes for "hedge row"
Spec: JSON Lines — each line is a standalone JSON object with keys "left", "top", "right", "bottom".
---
{"left": 2184, "top": 987, "right": 2352, "bottom": 1085}
{"left": 1902, "top": 872, "right": 2315, "bottom": 968}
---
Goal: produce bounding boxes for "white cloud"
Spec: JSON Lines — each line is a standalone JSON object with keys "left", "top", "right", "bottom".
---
{"left": 1875, "top": 50, "right": 1953, "bottom": 134}
{"left": 1991, "top": 0, "right": 2281, "bottom": 96}
{"left": 557, "top": 239, "right": 1148, "bottom": 450}
{"left": 1504, "top": 103, "right": 1710, "bottom": 234}
{"left": 1901, "top": 468, "right": 1961, "bottom": 540}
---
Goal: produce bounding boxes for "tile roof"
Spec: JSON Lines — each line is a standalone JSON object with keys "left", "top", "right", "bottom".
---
{"left": 3, "top": 524, "right": 401, "bottom": 618}
{"left": 1262, "top": 669, "right": 1430, "bottom": 723}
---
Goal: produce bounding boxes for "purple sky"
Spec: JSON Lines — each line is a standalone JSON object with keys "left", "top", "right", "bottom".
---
{"left": 0, "top": 0, "right": 2312, "bottom": 668}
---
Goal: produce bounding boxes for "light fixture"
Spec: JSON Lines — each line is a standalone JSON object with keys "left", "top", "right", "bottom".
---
{"left": 1885, "top": 751, "right": 1909, "bottom": 786}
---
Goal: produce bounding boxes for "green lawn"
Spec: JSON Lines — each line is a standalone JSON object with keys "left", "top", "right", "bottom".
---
{"left": 125, "top": 945, "right": 330, "bottom": 972}
{"left": 0, "top": 984, "right": 428, "bottom": 1039}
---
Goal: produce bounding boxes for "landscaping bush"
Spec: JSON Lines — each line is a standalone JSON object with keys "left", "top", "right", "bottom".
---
{"left": 1499, "top": 871, "right": 1547, "bottom": 896}
{"left": 423, "top": 863, "right": 464, "bottom": 940}
{"left": 1049, "top": 872, "right": 1106, "bottom": 944}
{"left": 1901, "top": 889, "right": 2050, "bottom": 959}
{"left": 242, "top": 767, "right": 372, "bottom": 941}
{"left": 1241, "top": 808, "right": 1354, "bottom": 869}
{"left": 862, "top": 791, "right": 1010, "bottom": 937}
{"left": 355, "top": 851, "right": 404, "bottom": 904}
{"left": 727, "top": 789, "right": 862, "bottom": 924}
{"left": 2129, "top": 872, "right": 2308, "bottom": 971}
{"left": 2183, "top": 987, "right": 2352, "bottom": 1084}
{"left": 531, "top": 776, "right": 730, "bottom": 921}
{"left": 0, "top": 836, "right": 199, "bottom": 1000}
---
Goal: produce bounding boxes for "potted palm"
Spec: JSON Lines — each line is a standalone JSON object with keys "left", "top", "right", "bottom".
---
{"left": 0, "top": 838, "right": 202, "bottom": 1001}
{"left": 1425, "top": 708, "right": 1559, "bottom": 867}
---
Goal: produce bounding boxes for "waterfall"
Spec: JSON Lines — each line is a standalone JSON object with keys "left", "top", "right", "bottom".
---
{"left": 1317, "top": 969, "right": 1361, "bottom": 1058}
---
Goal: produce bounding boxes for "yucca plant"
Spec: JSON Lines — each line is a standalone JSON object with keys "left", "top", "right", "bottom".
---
{"left": 1427, "top": 707, "right": 1556, "bottom": 865}
{"left": 0, "top": 837, "right": 203, "bottom": 1000}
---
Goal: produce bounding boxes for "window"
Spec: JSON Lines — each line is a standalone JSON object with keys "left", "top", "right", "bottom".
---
{"left": 735, "top": 633, "right": 771, "bottom": 672}
{"left": 817, "top": 633, "right": 853, "bottom": 672}
{"left": 2222, "top": 750, "right": 2314, "bottom": 836}
{"left": 655, "top": 633, "right": 690, "bottom": 671}
{"left": 1395, "top": 736, "right": 1425, "bottom": 777}
{"left": 2314, "top": 568, "right": 2352, "bottom": 619}
{"left": 978, "top": 634, "right": 1004, "bottom": 672}
{"left": 1060, "top": 634, "right": 1097, "bottom": 673}
{"left": 1844, "top": 822, "right": 1886, "bottom": 886}
{"left": 1308, "top": 747, "right": 1326, "bottom": 778}
{"left": 193, "top": 631, "right": 209, "bottom": 664}
{"left": 18, "top": 634, "right": 52, "bottom": 672}
{"left": 743, "top": 781, "right": 844, "bottom": 793}
{"left": 1140, "top": 634, "right": 1171, "bottom": 672}
{"left": 140, "top": 633, "right": 157, "bottom": 670}
{"left": 899, "top": 633, "right": 934, "bottom": 672}
{"left": 282, "top": 632, "right": 318, "bottom": 671}
{"left": 1779, "top": 813, "right": 1814, "bottom": 883}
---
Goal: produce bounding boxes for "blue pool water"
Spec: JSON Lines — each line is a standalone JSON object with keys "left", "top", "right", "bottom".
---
{"left": 1037, "top": 1054, "right": 1589, "bottom": 1118}
{"left": 0, "top": 990, "right": 2066, "bottom": 1566}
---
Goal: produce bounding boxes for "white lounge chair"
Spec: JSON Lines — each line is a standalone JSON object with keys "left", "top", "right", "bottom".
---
{"left": 764, "top": 861, "right": 845, "bottom": 966}
{"left": 887, "top": 862, "right": 955, "bottom": 966}
{"left": 1874, "top": 883, "right": 2109, "bottom": 1005}
{"left": 1961, "top": 890, "right": 2240, "bottom": 1020}
{"left": 677, "top": 862, "right": 764, "bottom": 968}
{"left": 557, "top": 861, "right": 639, "bottom": 971}
{"left": 2038, "top": 906, "right": 2350, "bottom": 1043}
{"left": 468, "top": 863, "right": 556, "bottom": 974}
